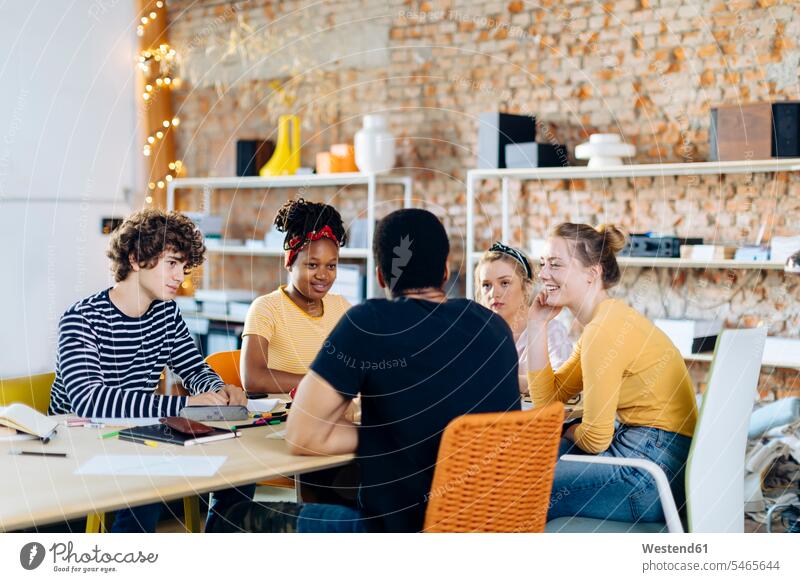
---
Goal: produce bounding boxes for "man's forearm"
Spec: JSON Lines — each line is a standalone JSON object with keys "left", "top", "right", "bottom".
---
{"left": 288, "top": 419, "right": 357, "bottom": 456}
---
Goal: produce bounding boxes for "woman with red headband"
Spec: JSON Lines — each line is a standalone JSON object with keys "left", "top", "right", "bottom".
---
{"left": 241, "top": 198, "right": 351, "bottom": 394}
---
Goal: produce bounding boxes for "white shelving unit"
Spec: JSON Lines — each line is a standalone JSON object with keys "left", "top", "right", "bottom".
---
{"left": 466, "top": 158, "right": 800, "bottom": 297}
{"left": 469, "top": 251, "right": 785, "bottom": 272}
{"left": 167, "top": 172, "right": 413, "bottom": 298}
{"left": 685, "top": 352, "right": 800, "bottom": 370}
{"left": 182, "top": 311, "right": 246, "bottom": 325}
{"left": 466, "top": 158, "right": 800, "bottom": 371}
{"left": 205, "top": 244, "right": 371, "bottom": 259}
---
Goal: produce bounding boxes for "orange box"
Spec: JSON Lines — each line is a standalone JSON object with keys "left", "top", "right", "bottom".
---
{"left": 330, "top": 143, "right": 358, "bottom": 172}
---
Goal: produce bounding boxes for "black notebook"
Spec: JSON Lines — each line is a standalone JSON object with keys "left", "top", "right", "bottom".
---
{"left": 118, "top": 423, "right": 240, "bottom": 447}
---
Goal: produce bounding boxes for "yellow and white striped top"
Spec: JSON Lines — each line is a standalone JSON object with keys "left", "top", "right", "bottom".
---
{"left": 242, "top": 286, "right": 351, "bottom": 374}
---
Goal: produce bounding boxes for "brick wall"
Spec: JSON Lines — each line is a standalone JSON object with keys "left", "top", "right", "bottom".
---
{"left": 167, "top": 0, "right": 800, "bottom": 397}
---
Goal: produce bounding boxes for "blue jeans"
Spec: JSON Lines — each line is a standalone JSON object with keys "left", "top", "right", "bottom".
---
{"left": 547, "top": 425, "right": 692, "bottom": 523}
{"left": 110, "top": 484, "right": 256, "bottom": 533}
{"left": 297, "top": 503, "right": 367, "bottom": 533}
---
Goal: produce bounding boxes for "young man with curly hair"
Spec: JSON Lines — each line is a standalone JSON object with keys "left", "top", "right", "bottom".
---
{"left": 48, "top": 209, "right": 252, "bottom": 532}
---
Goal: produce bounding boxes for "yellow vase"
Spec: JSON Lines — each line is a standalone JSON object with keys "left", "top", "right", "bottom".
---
{"left": 260, "top": 115, "right": 301, "bottom": 176}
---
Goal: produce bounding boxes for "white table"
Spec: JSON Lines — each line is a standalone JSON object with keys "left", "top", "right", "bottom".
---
{"left": 0, "top": 418, "right": 353, "bottom": 531}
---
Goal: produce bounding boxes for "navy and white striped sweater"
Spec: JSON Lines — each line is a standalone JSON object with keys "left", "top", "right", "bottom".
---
{"left": 48, "top": 289, "right": 223, "bottom": 418}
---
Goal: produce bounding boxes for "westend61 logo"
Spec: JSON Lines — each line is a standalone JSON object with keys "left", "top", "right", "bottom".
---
{"left": 20, "top": 541, "right": 158, "bottom": 574}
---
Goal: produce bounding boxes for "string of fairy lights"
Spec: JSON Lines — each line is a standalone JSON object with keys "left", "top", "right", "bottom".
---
{"left": 137, "top": 1, "right": 183, "bottom": 204}
{"left": 136, "top": 0, "right": 166, "bottom": 37}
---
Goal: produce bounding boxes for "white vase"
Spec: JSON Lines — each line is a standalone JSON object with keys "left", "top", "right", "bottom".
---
{"left": 354, "top": 114, "right": 395, "bottom": 173}
{"left": 574, "top": 133, "right": 636, "bottom": 167}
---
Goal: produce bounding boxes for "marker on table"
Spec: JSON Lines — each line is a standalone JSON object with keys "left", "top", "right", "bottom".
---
{"left": 100, "top": 431, "right": 120, "bottom": 439}
{"left": 233, "top": 418, "right": 285, "bottom": 430}
{"left": 252, "top": 411, "right": 287, "bottom": 420}
{"left": 9, "top": 450, "right": 68, "bottom": 458}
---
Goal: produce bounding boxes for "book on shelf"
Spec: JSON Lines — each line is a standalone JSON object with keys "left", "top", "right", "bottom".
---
{"left": 205, "top": 238, "right": 244, "bottom": 248}
{"left": 174, "top": 296, "right": 198, "bottom": 313}
{"left": 195, "top": 289, "right": 257, "bottom": 303}
{"left": 228, "top": 301, "right": 252, "bottom": 319}
{"left": 330, "top": 264, "right": 365, "bottom": 304}
{"left": 201, "top": 301, "right": 229, "bottom": 316}
{"left": 117, "top": 423, "right": 240, "bottom": 447}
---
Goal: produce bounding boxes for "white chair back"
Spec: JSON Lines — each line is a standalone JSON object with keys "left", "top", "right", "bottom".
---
{"left": 687, "top": 327, "right": 767, "bottom": 532}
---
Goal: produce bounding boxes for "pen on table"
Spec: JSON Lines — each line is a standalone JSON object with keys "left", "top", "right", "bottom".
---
{"left": 100, "top": 431, "right": 120, "bottom": 439}
{"left": 252, "top": 417, "right": 284, "bottom": 426}
{"left": 9, "top": 450, "right": 68, "bottom": 458}
{"left": 233, "top": 418, "right": 286, "bottom": 430}
{"left": 252, "top": 411, "right": 286, "bottom": 420}
{"left": 41, "top": 426, "right": 58, "bottom": 445}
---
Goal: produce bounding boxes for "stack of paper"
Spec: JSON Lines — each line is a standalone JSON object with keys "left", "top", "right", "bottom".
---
{"left": 246, "top": 399, "right": 282, "bottom": 414}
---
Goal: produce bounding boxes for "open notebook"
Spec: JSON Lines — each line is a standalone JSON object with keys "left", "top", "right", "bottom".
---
{"left": 0, "top": 403, "right": 59, "bottom": 441}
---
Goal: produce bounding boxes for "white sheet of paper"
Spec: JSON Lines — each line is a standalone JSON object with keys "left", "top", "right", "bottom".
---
{"left": 74, "top": 454, "right": 227, "bottom": 477}
{"left": 0, "top": 433, "right": 38, "bottom": 442}
{"left": 247, "top": 399, "right": 281, "bottom": 414}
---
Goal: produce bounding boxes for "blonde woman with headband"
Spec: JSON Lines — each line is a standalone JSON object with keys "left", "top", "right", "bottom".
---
{"left": 475, "top": 242, "right": 572, "bottom": 394}
{"left": 527, "top": 223, "right": 698, "bottom": 525}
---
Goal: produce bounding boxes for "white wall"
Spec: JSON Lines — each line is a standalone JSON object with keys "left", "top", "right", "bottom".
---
{"left": 0, "top": 1, "right": 139, "bottom": 376}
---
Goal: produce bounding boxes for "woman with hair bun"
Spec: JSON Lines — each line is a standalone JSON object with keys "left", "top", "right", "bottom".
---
{"left": 527, "top": 222, "right": 698, "bottom": 525}
{"left": 241, "top": 198, "right": 351, "bottom": 394}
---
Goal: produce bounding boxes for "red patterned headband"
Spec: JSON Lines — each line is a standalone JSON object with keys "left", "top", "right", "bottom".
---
{"left": 285, "top": 225, "right": 340, "bottom": 267}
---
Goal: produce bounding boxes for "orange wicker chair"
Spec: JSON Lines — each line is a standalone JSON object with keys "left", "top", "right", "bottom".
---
{"left": 204, "top": 350, "right": 295, "bottom": 490}
{"left": 423, "top": 401, "right": 564, "bottom": 533}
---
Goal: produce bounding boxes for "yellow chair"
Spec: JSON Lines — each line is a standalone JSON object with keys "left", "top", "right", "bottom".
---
{"left": 205, "top": 350, "right": 296, "bottom": 490}
{"left": 423, "top": 401, "right": 564, "bottom": 533}
{"left": 0, "top": 372, "right": 202, "bottom": 533}
{"left": 0, "top": 372, "right": 55, "bottom": 413}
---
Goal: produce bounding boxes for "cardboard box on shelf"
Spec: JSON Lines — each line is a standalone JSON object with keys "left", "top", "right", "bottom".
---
{"left": 681, "top": 245, "right": 736, "bottom": 260}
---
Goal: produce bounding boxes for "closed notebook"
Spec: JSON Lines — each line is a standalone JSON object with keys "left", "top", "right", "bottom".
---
{"left": 117, "top": 423, "right": 240, "bottom": 446}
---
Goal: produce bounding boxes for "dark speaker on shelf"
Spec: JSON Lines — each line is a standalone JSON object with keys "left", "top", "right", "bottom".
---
{"left": 621, "top": 235, "right": 681, "bottom": 258}
{"left": 771, "top": 102, "right": 800, "bottom": 157}
{"left": 236, "top": 139, "right": 275, "bottom": 176}
{"left": 477, "top": 112, "right": 537, "bottom": 169}
{"left": 504, "top": 142, "right": 569, "bottom": 168}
